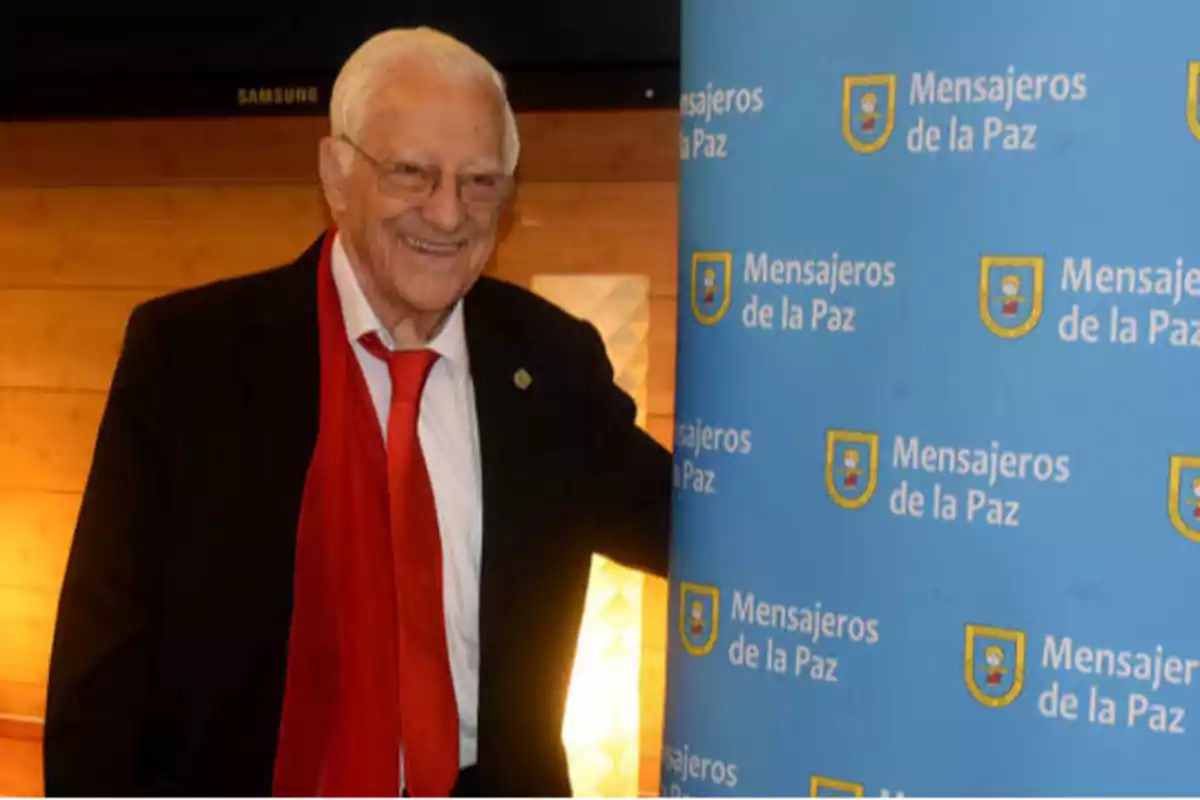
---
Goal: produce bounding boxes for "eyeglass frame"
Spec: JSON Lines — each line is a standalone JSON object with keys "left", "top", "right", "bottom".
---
{"left": 338, "top": 134, "right": 514, "bottom": 209}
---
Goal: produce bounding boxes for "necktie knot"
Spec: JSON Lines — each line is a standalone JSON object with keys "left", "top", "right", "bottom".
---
{"left": 359, "top": 332, "right": 440, "bottom": 404}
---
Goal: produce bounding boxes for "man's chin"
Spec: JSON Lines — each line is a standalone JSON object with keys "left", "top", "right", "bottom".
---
{"left": 377, "top": 248, "right": 484, "bottom": 315}
{"left": 391, "top": 275, "right": 471, "bottom": 317}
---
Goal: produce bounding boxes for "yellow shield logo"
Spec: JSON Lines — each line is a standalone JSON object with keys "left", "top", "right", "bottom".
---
{"left": 1188, "top": 61, "right": 1200, "bottom": 141}
{"left": 1168, "top": 454, "right": 1200, "bottom": 542}
{"left": 842, "top": 74, "right": 896, "bottom": 154}
{"left": 810, "top": 775, "right": 864, "bottom": 797}
{"left": 679, "top": 581, "right": 719, "bottom": 657}
{"left": 979, "top": 255, "right": 1044, "bottom": 339}
{"left": 964, "top": 623, "right": 1026, "bottom": 708}
{"left": 825, "top": 429, "right": 879, "bottom": 510}
{"left": 691, "top": 251, "right": 733, "bottom": 325}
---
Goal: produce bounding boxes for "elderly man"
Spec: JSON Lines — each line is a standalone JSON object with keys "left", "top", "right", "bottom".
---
{"left": 43, "top": 27, "right": 672, "bottom": 798}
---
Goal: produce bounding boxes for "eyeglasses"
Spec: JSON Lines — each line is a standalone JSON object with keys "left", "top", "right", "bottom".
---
{"left": 340, "top": 135, "right": 513, "bottom": 208}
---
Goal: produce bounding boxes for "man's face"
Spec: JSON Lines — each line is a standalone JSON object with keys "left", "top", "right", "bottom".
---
{"left": 323, "top": 62, "right": 509, "bottom": 327}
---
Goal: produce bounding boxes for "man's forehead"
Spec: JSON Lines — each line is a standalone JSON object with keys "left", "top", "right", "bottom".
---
{"left": 369, "top": 65, "right": 501, "bottom": 121}
{"left": 358, "top": 76, "right": 504, "bottom": 153}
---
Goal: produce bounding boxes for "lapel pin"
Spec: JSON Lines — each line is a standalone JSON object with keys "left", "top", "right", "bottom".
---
{"left": 513, "top": 367, "right": 533, "bottom": 390}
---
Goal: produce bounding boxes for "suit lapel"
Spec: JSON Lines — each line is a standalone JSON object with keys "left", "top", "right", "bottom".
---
{"left": 463, "top": 281, "right": 550, "bottom": 776}
{"left": 233, "top": 241, "right": 322, "bottom": 621}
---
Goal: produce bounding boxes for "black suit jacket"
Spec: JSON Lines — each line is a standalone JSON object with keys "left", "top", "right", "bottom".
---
{"left": 43, "top": 233, "right": 672, "bottom": 797}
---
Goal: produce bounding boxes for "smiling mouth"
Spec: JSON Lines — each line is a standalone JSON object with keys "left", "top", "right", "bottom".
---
{"left": 403, "top": 235, "right": 467, "bottom": 256}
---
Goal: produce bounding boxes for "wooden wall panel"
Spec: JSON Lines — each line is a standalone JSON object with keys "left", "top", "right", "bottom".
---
{"left": 499, "top": 182, "right": 677, "bottom": 296}
{"left": 0, "top": 715, "right": 43, "bottom": 742}
{"left": 0, "top": 109, "right": 679, "bottom": 798}
{"left": 0, "top": 679, "right": 46, "bottom": 722}
{"left": 0, "top": 491, "right": 78, "bottom": 593}
{"left": 0, "top": 586, "right": 56, "bottom": 689}
{"left": 645, "top": 415, "right": 674, "bottom": 451}
{"left": 0, "top": 185, "right": 326, "bottom": 290}
{"left": 0, "top": 738, "right": 42, "bottom": 797}
{"left": 0, "top": 390, "right": 104, "bottom": 494}
{"left": 0, "top": 185, "right": 327, "bottom": 290}
{"left": 647, "top": 297, "right": 677, "bottom": 418}
{"left": 0, "top": 117, "right": 325, "bottom": 187}
{"left": 514, "top": 112, "right": 678, "bottom": 183}
{"left": 0, "top": 290, "right": 156, "bottom": 391}
{"left": 0, "top": 181, "right": 676, "bottom": 293}
{"left": 0, "top": 111, "right": 677, "bottom": 187}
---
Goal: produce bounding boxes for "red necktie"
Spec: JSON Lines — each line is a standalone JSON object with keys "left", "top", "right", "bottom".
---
{"left": 360, "top": 333, "right": 460, "bottom": 797}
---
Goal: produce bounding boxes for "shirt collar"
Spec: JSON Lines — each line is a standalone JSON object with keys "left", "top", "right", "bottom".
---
{"left": 330, "top": 232, "right": 469, "bottom": 372}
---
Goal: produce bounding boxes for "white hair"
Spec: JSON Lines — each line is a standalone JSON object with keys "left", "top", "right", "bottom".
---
{"left": 329, "top": 26, "right": 521, "bottom": 174}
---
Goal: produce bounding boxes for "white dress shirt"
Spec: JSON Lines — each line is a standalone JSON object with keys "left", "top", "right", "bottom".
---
{"left": 330, "top": 234, "right": 483, "bottom": 773}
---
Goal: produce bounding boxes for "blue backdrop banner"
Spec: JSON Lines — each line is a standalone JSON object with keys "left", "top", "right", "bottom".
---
{"left": 663, "top": 1, "right": 1200, "bottom": 795}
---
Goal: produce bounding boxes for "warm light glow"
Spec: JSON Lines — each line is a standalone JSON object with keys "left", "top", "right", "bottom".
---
{"left": 529, "top": 274, "right": 656, "bottom": 797}
{"left": 562, "top": 555, "right": 645, "bottom": 798}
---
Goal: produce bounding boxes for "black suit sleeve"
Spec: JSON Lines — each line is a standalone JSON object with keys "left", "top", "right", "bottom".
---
{"left": 576, "top": 320, "right": 673, "bottom": 578}
{"left": 44, "top": 304, "right": 170, "bottom": 796}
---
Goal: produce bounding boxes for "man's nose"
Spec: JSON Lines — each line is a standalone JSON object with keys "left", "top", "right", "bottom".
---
{"left": 421, "top": 177, "right": 468, "bottom": 232}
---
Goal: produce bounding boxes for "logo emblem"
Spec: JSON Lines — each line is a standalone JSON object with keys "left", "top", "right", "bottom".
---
{"left": 979, "top": 255, "right": 1045, "bottom": 339}
{"left": 964, "top": 623, "right": 1026, "bottom": 708}
{"left": 691, "top": 251, "right": 732, "bottom": 325}
{"left": 1188, "top": 61, "right": 1200, "bottom": 141}
{"left": 810, "top": 775, "right": 864, "bottom": 797}
{"left": 842, "top": 74, "right": 897, "bottom": 154}
{"left": 1168, "top": 454, "right": 1200, "bottom": 542}
{"left": 679, "top": 581, "right": 720, "bottom": 657}
{"left": 825, "top": 429, "right": 879, "bottom": 510}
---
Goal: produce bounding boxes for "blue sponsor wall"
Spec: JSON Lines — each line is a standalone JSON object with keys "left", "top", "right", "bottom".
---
{"left": 663, "top": 1, "right": 1200, "bottom": 795}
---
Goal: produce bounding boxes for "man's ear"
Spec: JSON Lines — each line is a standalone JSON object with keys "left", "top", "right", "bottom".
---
{"left": 318, "top": 136, "right": 350, "bottom": 214}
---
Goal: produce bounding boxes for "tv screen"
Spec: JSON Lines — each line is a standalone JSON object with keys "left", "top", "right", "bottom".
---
{"left": 0, "top": 5, "right": 680, "bottom": 119}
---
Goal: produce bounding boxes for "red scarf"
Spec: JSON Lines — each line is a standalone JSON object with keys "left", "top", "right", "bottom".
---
{"left": 271, "top": 230, "right": 405, "bottom": 796}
